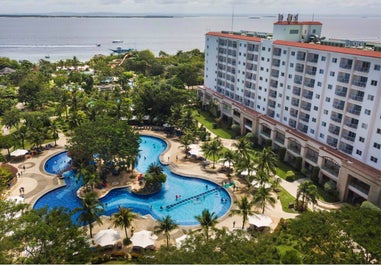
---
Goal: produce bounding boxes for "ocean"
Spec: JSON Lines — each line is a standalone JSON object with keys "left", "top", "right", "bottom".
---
{"left": 0, "top": 15, "right": 380, "bottom": 62}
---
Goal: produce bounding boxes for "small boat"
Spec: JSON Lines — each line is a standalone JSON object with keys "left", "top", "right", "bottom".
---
{"left": 112, "top": 40, "right": 123, "bottom": 43}
{"left": 110, "top": 47, "right": 132, "bottom": 54}
{"left": 96, "top": 43, "right": 101, "bottom": 47}
{"left": 45, "top": 55, "right": 50, "bottom": 59}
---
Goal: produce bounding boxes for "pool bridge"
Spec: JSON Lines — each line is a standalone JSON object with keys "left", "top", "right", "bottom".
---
{"left": 165, "top": 186, "right": 222, "bottom": 209}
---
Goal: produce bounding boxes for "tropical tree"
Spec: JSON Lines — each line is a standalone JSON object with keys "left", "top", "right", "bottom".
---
{"left": 255, "top": 146, "right": 278, "bottom": 177}
{"left": 296, "top": 180, "right": 318, "bottom": 211}
{"left": 76, "top": 191, "right": 104, "bottom": 238}
{"left": 220, "top": 149, "right": 235, "bottom": 174}
{"left": 143, "top": 163, "right": 167, "bottom": 192}
{"left": 113, "top": 206, "right": 136, "bottom": 240}
{"left": 230, "top": 196, "right": 255, "bottom": 229}
{"left": 252, "top": 186, "right": 276, "bottom": 214}
{"left": 179, "top": 131, "right": 195, "bottom": 155}
{"left": 154, "top": 215, "right": 178, "bottom": 248}
{"left": 195, "top": 209, "right": 218, "bottom": 241}
{"left": 201, "top": 137, "right": 223, "bottom": 168}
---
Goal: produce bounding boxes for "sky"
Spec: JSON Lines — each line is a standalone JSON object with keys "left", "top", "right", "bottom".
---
{"left": 1, "top": 0, "right": 381, "bottom": 16}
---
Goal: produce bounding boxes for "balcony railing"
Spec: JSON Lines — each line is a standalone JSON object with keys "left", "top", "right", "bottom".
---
{"left": 349, "top": 93, "right": 364, "bottom": 102}
{"left": 288, "top": 143, "right": 301, "bottom": 154}
{"left": 292, "top": 87, "right": 301, "bottom": 96}
{"left": 342, "top": 134, "right": 355, "bottom": 142}
{"left": 347, "top": 107, "right": 361, "bottom": 115}
{"left": 305, "top": 151, "right": 318, "bottom": 163}
{"left": 354, "top": 66, "right": 370, "bottom": 73}
{"left": 352, "top": 80, "right": 367, "bottom": 87}
{"left": 321, "top": 164, "right": 339, "bottom": 177}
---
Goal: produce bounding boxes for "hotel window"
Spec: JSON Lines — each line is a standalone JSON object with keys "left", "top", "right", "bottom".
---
{"left": 330, "top": 71, "right": 335, "bottom": 77}
{"left": 291, "top": 51, "right": 295, "bottom": 56}
{"left": 319, "top": 69, "right": 324, "bottom": 74}
{"left": 377, "top": 128, "right": 381, "bottom": 134}
{"left": 322, "top": 122, "right": 326, "bottom": 127}
{"left": 321, "top": 56, "right": 326, "bottom": 61}
{"left": 290, "top": 63, "right": 294, "bottom": 67}
{"left": 290, "top": 29, "right": 299, "bottom": 34}
{"left": 356, "top": 150, "right": 362, "bottom": 155}
{"left": 285, "top": 106, "right": 289, "bottom": 111}
{"left": 370, "top": 156, "right": 378, "bottom": 163}
{"left": 283, "top": 50, "right": 287, "bottom": 54}
{"left": 332, "top": 58, "right": 337, "bottom": 63}
{"left": 288, "top": 74, "right": 292, "bottom": 78}
{"left": 374, "top": 143, "right": 381, "bottom": 149}
{"left": 317, "top": 82, "right": 322, "bottom": 87}
{"left": 368, "top": 95, "right": 374, "bottom": 101}
{"left": 319, "top": 133, "right": 324, "bottom": 138}
{"left": 371, "top": 80, "right": 378, "bottom": 86}
{"left": 359, "top": 137, "right": 365, "bottom": 143}
{"left": 312, "top": 118, "right": 316, "bottom": 122}
{"left": 324, "top": 110, "right": 328, "bottom": 115}
{"left": 374, "top": 64, "right": 380, "bottom": 70}
{"left": 328, "top": 84, "right": 332, "bottom": 89}
{"left": 325, "top": 97, "right": 330, "bottom": 102}
{"left": 313, "top": 106, "right": 318, "bottom": 111}
{"left": 364, "top": 109, "right": 371, "bottom": 115}
{"left": 310, "top": 129, "right": 315, "bottom": 134}
{"left": 284, "top": 117, "right": 287, "bottom": 121}
{"left": 362, "top": 123, "right": 368, "bottom": 129}
{"left": 262, "top": 47, "right": 266, "bottom": 51}
{"left": 315, "top": 94, "right": 320, "bottom": 99}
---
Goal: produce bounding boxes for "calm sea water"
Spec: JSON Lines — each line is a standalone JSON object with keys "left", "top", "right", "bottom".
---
{"left": 0, "top": 15, "right": 380, "bottom": 62}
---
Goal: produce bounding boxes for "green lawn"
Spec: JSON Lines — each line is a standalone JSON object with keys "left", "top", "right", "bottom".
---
{"left": 275, "top": 161, "right": 304, "bottom": 181}
{"left": 316, "top": 186, "right": 340, "bottom": 203}
{"left": 194, "top": 110, "right": 235, "bottom": 139}
{"left": 277, "top": 187, "right": 297, "bottom": 213}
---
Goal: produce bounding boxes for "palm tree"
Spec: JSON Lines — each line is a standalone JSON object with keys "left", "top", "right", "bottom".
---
{"left": 296, "top": 180, "right": 318, "bottom": 211}
{"left": 179, "top": 109, "right": 196, "bottom": 132}
{"left": 255, "top": 146, "right": 278, "bottom": 177}
{"left": 201, "top": 137, "right": 223, "bottom": 168}
{"left": 220, "top": 149, "right": 235, "bottom": 174}
{"left": 252, "top": 186, "right": 276, "bottom": 214}
{"left": 154, "top": 215, "right": 178, "bottom": 248}
{"left": 75, "top": 191, "right": 103, "bottom": 238}
{"left": 144, "top": 163, "right": 167, "bottom": 192}
{"left": 232, "top": 137, "right": 254, "bottom": 161}
{"left": 195, "top": 209, "right": 218, "bottom": 241}
{"left": 49, "top": 121, "right": 59, "bottom": 146}
{"left": 113, "top": 207, "right": 136, "bottom": 240}
{"left": 230, "top": 196, "right": 255, "bottom": 229}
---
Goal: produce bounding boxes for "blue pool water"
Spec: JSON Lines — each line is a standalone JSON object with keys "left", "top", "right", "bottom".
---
{"left": 34, "top": 135, "right": 231, "bottom": 226}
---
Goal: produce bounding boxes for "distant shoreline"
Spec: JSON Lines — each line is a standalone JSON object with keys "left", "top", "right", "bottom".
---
{"left": 0, "top": 14, "right": 176, "bottom": 18}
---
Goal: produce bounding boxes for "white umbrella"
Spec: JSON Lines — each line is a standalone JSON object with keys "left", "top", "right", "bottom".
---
{"left": 175, "top": 234, "right": 188, "bottom": 249}
{"left": 10, "top": 149, "right": 29, "bottom": 157}
{"left": 188, "top": 144, "right": 203, "bottom": 157}
{"left": 130, "top": 230, "right": 158, "bottom": 248}
{"left": 248, "top": 214, "right": 272, "bottom": 228}
{"left": 7, "top": 196, "right": 25, "bottom": 204}
{"left": 251, "top": 181, "right": 271, "bottom": 189}
{"left": 93, "top": 229, "right": 121, "bottom": 247}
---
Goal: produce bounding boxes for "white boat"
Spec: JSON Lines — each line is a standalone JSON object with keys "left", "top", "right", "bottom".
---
{"left": 112, "top": 40, "right": 123, "bottom": 43}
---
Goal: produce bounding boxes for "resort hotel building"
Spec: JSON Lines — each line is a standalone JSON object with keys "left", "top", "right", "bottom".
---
{"left": 198, "top": 14, "right": 381, "bottom": 207}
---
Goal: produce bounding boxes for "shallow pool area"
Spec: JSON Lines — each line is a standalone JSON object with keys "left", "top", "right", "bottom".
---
{"left": 34, "top": 135, "right": 231, "bottom": 226}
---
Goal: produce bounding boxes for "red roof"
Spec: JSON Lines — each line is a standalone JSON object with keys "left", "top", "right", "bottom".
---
{"left": 274, "top": 40, "right": 381, "bottom": 59}
{"left": 206, "top": 32, "right": 261, "bottom": 43}
{"left": 273, "top": 21, "right": 322, "bottom": 25}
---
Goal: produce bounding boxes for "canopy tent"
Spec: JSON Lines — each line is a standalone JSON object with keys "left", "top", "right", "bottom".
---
{"left": 93, "top": 229, "right": 121, "bottom": 247}
{"left": 188, "top": 144, "right": 203, "bottom": 157}
{"left": 10, "top": 149, "right": 29, "bottom": 157}
{"left": 248, "top": 214, "right": 272, "bottom": 228}
{"left": 130, "top": 230, "right": 158, "bottom": 248}
{"left": 251, "top": 181, "right": 271, "bottom": 189}
{"left": 175, "top": 234, "right": 189, "bottom": 249}
{"left": 240, "top": 169, "right": 256, "bottom": 176}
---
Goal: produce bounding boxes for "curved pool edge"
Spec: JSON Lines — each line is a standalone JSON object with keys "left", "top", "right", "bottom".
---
{"left": 141, "top": 132, "right": 234, "bottom": 223}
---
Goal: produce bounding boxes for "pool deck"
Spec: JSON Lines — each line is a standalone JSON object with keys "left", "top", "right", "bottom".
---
{"left": 5, "top": 129, "right": 303, "bottom": 249}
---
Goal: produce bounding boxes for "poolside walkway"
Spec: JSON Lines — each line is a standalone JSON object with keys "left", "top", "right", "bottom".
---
{"left": 4, "top": 128, "right": 342, "bottom": 250}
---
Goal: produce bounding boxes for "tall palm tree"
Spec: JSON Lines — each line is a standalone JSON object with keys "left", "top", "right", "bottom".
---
{"left": 113, "top": 207, "right": 136, "bottom": 240}
{"left": 230, "top": 196, "right": 255, "bottom": 229}
{"left": 195, "top": 209, "right": 218, "bottom": 241}
{"left": 144, "top": 163, "right": 167, "bottom": 192}
{"left": 201, "top": 137, "right": 223, "bottom": 168}
{"left": 154, "top": 215, "right": 178, "bottom": 248}
{"left": 252, "top": 186, "right": 276, "bottom": 214}
{"left": 296, "top": 180, "right": 318, "bottom": 211}
{"left": 255, "top": 146, "right": 278, "bottom": 177}
{"left": 75, "top": 191, "right": 103, "bottom": 238}
{"left": 232, "top": 137, "right": 254, "bottom": 161}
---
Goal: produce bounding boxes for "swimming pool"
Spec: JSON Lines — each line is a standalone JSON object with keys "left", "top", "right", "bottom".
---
{"left": 34, "top": 135, "right": 231, "bottom": 226}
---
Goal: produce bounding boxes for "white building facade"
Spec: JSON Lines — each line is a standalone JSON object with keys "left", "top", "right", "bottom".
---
{"left": 199, "top": 18, "right": 381, "bottom": 207}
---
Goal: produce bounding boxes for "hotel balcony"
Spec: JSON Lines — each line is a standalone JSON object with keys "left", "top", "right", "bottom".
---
{"left": 333, "top": 100, "right": 345, "bottom": 111}
{"left": 272, "top": 59, "right": 281, "bottom": 67}
{"left": 305, "top": 148, "right": 319, "bottom": 163}
{"left": 327, "top": 136, "right": 338, "bottom": 148}
{"left": 275, "top": 132, "right": 285, "bottom": 144}
{"left": 260, "top": 128, "right": 271, "bottom": 138}
{"left": 297, "top": 124, "right": 308, "bottom": 133}
{"left": 292, "top": 87, "right": 301, "bottom": 96}
{"left": 273, "top": 48, "right": 282, "bottom": 57}
{"left": 296, "top": 52, "right": 306, "bottom": 61}
{"left": 351, "top": 80, "right": 367, "bottom": 88}
{"left": 290, "top": 108, "right": 298, "bottom": 118}
{"left": 334, "top": 87, "right": 347, "bottom": 97}
{"left": 337, "top": 73, "right": 350, "bottom": 84}
{"left": 330, "top": 112, "right": 343, "bottom": 123}
{"left": 339, "top": 58, "right": 353, "bottom": 70}
{"left": 354, "top": 65, "right": 370, "bottom": 73}
{"left": 346, "top": 105, "right": 362, "bottom": 116}
{"left": 321, "top": 160, "right": 340, "bottom": 177}
{"left": 268, "top": 100, "right": 276, "bottom": 108}
{"left": 291, "top": 98, "right": 300, "bottom": 107}
{"left": 339, "top": 142, "right": 354, "bottom": 155}
{"left": 295, "top": 64, "right": 304, "bottom": 73}
{"left": 288, "top": 141, "right": 301, "bottom": 155}
{"left": 269, "top": 90, "right": 277, "bottom": 98}
{"left": 328, "top": 125, "right": 340, "bottom": 136}
{"left": 349, "top": 177, "right": 370, "bottom": 197}
{"left": 270, "top": 80, "right": 278, "bottom": 89}
{"left": 306, "top": 54, "right": 319, "bottom": 63}
{"left": 299, "top": 113, "right": 310, "bottom": 123}
{"left": 301, "top": 102, "right": 311, "bottom": 111}
{"left": 304, "top": 80, "right": 315, "bottom": 88}
{"left": 343, "top": 117, "right": 358, "bottom": 129}
{"left": 302, "top": 91, "right": 313, "bottom": 100}
{"left": 288, "top": 119, "right": 297, "bottom": 128}
{"left": 349, "top": 91, "right": 364, "bottom": 102}
{"left": 271, "top": 69, "right": 279, "bottom": 78}
{"left": 267, "top": 109, "right": 275, "bottom": 118}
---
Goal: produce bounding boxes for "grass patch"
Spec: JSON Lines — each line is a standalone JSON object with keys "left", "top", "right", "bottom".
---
{"left": 316, "top": 186, "right": 340, "bottom": 203}
{"left": 194, "top": 110, "right": 235, "bottom": 139}
{"left": 276, "top": 161, "right": 304, "bottom": 181}
{"left": 278, "top": 186, "right": 297, "bottom": 213}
